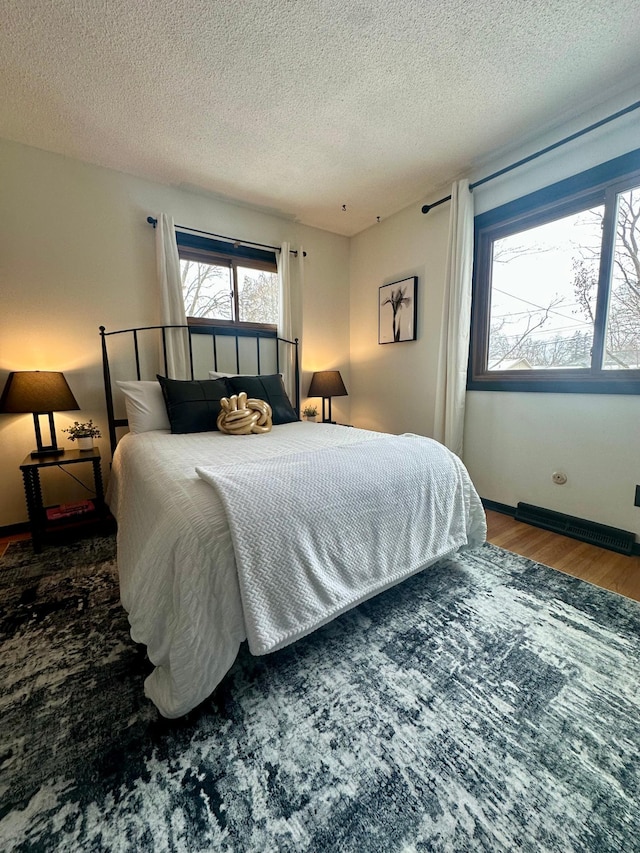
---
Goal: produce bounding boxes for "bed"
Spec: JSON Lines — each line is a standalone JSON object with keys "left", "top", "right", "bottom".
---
{"left": 101, "top": 324, "right": 486, "bottom": 718}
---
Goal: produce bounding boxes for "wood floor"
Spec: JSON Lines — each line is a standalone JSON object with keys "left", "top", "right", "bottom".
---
{"left": 0, "top": 529, "right": 30, "bottom": 559}
{"left": 2, "top": 510, "right": 639, "bottom": 602}
{"left": 485, "top": 508, "right": 640, "bottom": 602}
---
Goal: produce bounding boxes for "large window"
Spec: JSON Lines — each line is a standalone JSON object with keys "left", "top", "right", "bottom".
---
{"left": 176, "top": 232, "right": 279, "bottom": 328}
{"left": 469, "top": 149, "right": 640, "bottom": 393}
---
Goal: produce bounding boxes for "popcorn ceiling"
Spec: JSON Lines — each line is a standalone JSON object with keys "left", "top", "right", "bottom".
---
{"left": 2, "top": 0, "right": 639, "bottom": 235}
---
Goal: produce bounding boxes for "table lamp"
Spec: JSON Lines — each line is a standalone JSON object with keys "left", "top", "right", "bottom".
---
{"left": 0, "top": 371, "right": 80, "bottom": 457}
{"left": 308, "top": 370, "right": 348, "bottom": 423}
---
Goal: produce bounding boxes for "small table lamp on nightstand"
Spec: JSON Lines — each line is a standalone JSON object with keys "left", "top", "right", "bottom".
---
{"left": 0, "top": 370, "right": 80, "bottom": 457}
{"left": 308, "top": 370, "right": 348, "bottom": 423}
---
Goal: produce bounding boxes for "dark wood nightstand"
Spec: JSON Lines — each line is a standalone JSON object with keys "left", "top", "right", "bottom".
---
{"left": 19, "top": 448, "right": 109, "bottom": 552}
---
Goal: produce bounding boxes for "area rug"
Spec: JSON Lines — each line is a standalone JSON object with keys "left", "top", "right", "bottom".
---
{"left": 1, "top": 536, "right": 639, "bottom": 852}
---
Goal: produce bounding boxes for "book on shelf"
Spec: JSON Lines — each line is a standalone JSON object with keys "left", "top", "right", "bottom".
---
{"left": 46, "top": 499, "right": 95, "bottom": 521}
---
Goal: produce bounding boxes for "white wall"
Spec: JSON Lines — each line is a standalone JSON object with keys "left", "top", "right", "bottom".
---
{"left": 0, "top": 139, "right": 350, "bottom": 527}
{"left": 349, "top": 200, "right": 450, "bottom": 436}
{"left": 351, "top": 88, "right": 640, "bottom": 536}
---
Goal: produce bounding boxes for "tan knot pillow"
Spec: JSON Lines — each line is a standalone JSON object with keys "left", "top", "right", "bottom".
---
{"left": 217, "top": 392, "right": 273, "bottom": 435}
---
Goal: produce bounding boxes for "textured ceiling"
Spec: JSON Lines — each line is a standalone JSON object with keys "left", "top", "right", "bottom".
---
{"left": 2, "top": 0, "right": 640, "bottom": 236}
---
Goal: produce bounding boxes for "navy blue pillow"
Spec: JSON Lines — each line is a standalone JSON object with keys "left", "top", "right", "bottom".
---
{"left": 228, "top": 374, "right": 297, "bottom": 425}
{"left": 157, "top": 375, "right": 231, "bottom": 434}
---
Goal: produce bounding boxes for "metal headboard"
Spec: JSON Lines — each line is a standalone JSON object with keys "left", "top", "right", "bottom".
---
{"left": 100, "top": 323, "right": 300, "bottom": 455}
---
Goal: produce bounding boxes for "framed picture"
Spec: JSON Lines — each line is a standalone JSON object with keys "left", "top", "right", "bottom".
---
{"left": 378, "top": 276, "right": 417, "bottom": 344}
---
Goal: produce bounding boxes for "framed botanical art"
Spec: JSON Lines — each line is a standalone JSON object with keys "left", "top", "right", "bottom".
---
{"left": 378, "top": 276, "right": 417, "bottom": 344}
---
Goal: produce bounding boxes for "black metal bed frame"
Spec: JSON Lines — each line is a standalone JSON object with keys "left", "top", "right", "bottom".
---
{"left": 100, "top": 323, "right": 300, "bottom": 455}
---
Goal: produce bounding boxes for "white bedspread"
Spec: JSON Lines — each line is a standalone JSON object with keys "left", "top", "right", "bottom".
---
{"left": 107, "top": 423, "right": 486, "bottom": 718}
{"left": 196, "top": 434, "right": 484, "bottom": 656}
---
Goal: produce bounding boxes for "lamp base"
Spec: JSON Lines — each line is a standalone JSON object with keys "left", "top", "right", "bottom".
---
{"left": 31, "top": 412, "right": 65, "bottom": 458}
{"left": 321, "top": 396, "right": 334, "bottom": 424}
{"left": 31, "top": 446, "right": 65, "bottom": 458}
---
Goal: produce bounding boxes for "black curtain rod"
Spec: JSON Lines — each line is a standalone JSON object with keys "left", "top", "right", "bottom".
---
{"left": 421, "top": 98, "right": 640, "bottom": 214}
{"left": 146, "top": 217, "right": 307, "bottom": 257}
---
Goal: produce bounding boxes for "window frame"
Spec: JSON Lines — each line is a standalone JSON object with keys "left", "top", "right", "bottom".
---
{"left": 176, "top": 231, "right": 278, "bottom": 332}
{"left": 468, "top": 148, "right": 640, "bottom": 394}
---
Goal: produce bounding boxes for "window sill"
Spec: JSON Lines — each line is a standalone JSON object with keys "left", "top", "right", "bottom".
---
{"left": 187, "top": 317, "right": 277, "bottom": 334}
{"left": 467, "top": 374, "right": 640, "bottom": 394}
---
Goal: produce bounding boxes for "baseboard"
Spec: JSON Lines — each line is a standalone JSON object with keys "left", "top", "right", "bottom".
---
{"left": 482, "top": 497, "right": 640, "bottom": 556}
{"left": 0, "top": 521, "right": 31, "bottom": 539}
{"left": 481, "top": 498, "right": 516, "bottom": 517}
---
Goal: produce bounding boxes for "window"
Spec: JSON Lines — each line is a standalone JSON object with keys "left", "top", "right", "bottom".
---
{"left": 469, "top": 149, "right": 640, "bottom": 393}
{"left": 176, "top": 232, "right": 279, "bottom": 328}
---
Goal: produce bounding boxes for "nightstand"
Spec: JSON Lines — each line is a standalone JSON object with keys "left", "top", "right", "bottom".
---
{"left": 19, "top": 448, "right": 109, "bottom": 552}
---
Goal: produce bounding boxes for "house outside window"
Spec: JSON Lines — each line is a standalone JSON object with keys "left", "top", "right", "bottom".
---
{"left": 468, "top": 149, "right": 640, "bottom": 393}
{"left": 176, "top": 232, "right": 279, "bottom": 328}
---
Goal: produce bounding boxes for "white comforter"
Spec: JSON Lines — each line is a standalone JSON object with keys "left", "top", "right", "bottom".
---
{"left": 107, "top": 423, "right": 486, "bottom": 718}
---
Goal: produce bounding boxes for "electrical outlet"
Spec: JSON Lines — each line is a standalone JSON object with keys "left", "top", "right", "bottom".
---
{"left": 634, "top": 485, "right": 640, "bottom": 507}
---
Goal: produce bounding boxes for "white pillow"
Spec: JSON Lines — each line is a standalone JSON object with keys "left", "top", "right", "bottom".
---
{"left": 209, "top": 370, "right": 237, "bottom": 379}
{"left": 116, "top": 380, "right": 170, "bottom": 433}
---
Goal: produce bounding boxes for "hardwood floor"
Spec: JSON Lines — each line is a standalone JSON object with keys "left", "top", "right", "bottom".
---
{"left": 0, "top": 530, "right": 30, "bottom": 559}
{"left": 485, "top": 508, "right": 640, "bottom": 602}
{"left": 2, "top": 510, "right": 639, "bottom": 602}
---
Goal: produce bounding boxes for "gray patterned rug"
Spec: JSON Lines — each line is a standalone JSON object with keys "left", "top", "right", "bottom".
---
{"left": 1, "top": 535, "right": 639, "bottom": 852}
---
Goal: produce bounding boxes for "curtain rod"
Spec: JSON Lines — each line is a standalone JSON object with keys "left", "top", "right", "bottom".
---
{"left": 146, "top": 216, "right": 307, "bottom": 257}
{"left": 421, "top": 98, "right": 640, "bottom": 214}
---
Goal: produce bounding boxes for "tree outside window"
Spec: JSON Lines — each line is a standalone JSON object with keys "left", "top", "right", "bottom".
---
{"left": 469, "top": 150, "right": 640, "bottom": 393}
{"left": 176, "top": 234, "right": 278, "bottom": 328}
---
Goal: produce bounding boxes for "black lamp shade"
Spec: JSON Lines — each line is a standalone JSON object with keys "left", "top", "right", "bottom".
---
{"left": 0, "top": 371, "right": 79, "bottom": 414}
{"left": 308, "top": 370, "right": 348, "bottom": 399}
{"left": 308, "top": 370, "right": 348, "bottom": 423}
{"left": 0, "top": 371, "right": 80, "bottom": 457}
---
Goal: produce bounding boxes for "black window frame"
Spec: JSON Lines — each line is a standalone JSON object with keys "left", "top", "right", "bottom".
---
{"left": 468, "top": 148, "right": 640, "bottom": 394}
{"left": 176, "top": 231, "right": 278, "bottom": 332}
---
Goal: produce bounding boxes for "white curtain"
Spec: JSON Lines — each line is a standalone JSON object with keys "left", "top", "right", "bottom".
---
{"left": 277, "top": 242, "right": 303, "bottom": 405}
{"left": 156, "top": 213, "right": 190, "bottom": 379}
{"left": 433, "top": 180, "right": 474, "bottom": 457}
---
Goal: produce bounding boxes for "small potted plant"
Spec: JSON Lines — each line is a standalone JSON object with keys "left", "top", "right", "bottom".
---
{"left": 63, "top": 419, "right": 102, "bottom": 451}
{"left": 302, "top": 405, "right": 319, "bottom": 422}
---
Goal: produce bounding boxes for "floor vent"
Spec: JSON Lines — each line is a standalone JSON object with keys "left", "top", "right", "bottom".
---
{"left": 515, "top": 502, "right": 635, "bottom": 555}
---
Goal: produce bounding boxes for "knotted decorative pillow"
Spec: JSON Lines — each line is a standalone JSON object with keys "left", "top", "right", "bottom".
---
{"left": 216, "top": 392, "right": 273, "bottom": 435}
